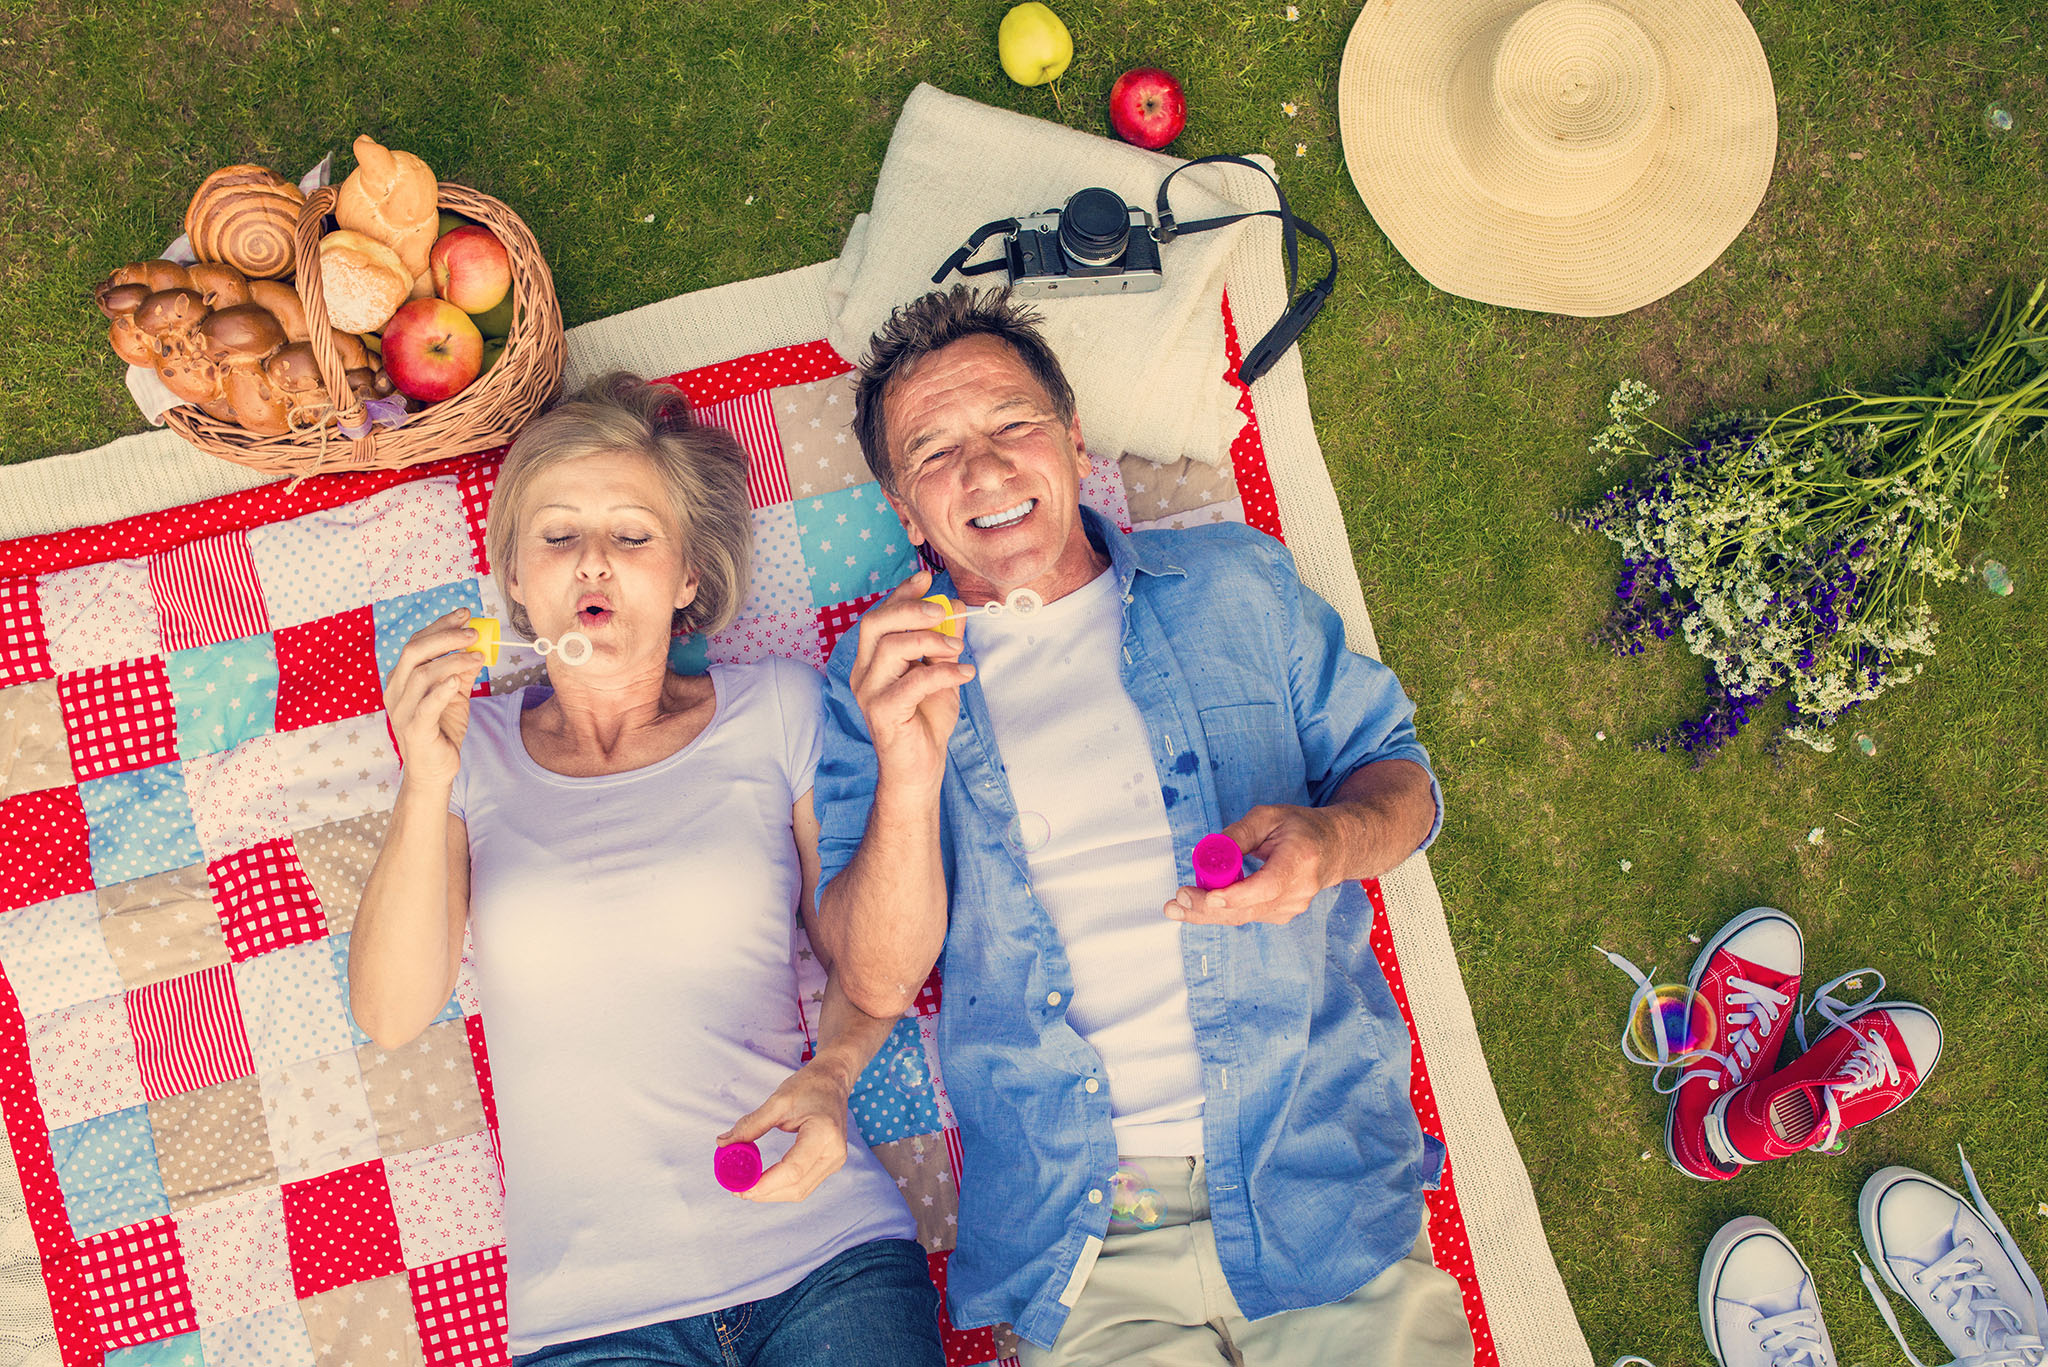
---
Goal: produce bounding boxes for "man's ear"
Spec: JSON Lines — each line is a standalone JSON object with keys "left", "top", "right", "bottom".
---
{"left": 1069, "top": 414, "right": 1090, "bottom": 478}
{"left": 885, "top": 489, "right": 927, "bottom": 549}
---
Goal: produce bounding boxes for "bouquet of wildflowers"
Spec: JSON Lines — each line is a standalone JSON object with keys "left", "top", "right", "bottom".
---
{"left": 1577, "top": 282, "right": 2048, "bottom": 760}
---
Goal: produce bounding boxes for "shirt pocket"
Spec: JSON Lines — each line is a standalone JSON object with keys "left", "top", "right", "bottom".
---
{"left": 1196, "top": 701, "right": 1304, "bottom": 826}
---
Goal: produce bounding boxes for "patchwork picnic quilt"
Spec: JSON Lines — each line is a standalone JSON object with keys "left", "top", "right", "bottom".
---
{"left": 0, "top": 310, "right": 1500, "bottom": 1367}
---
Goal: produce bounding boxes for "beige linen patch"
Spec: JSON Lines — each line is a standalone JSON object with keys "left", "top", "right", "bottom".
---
{"left": 95, "top": 865, "right": 231, "bottom": 989}
{"left": 260, "top": 1050, "right": 379, "bottom": 1181}
{"left": 770, "top": 374, "right": 870, "bottom": 494}
{"left": 299, "top": 1274, "right": 425, "bottom": 1367}
{"left": 150, "top": 1075, "right": 277, "bottom": 1208}
{"left": 1118, "top": 451, "right": 1239, "bottom": 523}
{"left": 1, "top": 680, "right": 74, "bottom": 798}
{"left": 356, "top": 1020, "right": 484, "bottom": 1157}
{"left": 869, "top": 1132, "right": 960, "bottom": 1253}
{"left": 293, "top": 810, "right": 391, "bottom": 936}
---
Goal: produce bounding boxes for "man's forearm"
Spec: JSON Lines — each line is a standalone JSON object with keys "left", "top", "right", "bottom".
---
{"left": 816, "top": 777, "right": 950, "bottom": 1018}
{"left": 805, "top": 973, "right": 904, "bottom": 1094}
{"left": 1326, "top": 758, "right": 1437, "bottom": 883}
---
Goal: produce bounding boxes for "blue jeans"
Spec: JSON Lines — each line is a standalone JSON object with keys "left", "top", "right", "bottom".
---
{"left": 511, "top": 1238, "right": 943, "bottom": 1367}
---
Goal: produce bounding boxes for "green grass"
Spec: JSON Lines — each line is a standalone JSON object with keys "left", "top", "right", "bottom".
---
{"left": 4, "top": 0, "right": 2045, "bottom": 1361}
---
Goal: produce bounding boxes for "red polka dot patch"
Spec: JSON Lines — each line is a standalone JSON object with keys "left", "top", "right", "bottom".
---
{"left": 280, "top": 1159, "right": 407, "bottom": 1299}
{"left": 0, "top": 785, "right": 95, "bottom": 914}
{"left": 274, "top": 606, "right": 386, "bottom": 733}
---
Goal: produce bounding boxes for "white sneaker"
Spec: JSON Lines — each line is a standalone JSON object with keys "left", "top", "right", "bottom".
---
{"left": 1700, "top": 1216, "right": 1839, "bottom": 1367}
{"left": 1858, "top": 1149, "right": 2047, "bottom": 1366}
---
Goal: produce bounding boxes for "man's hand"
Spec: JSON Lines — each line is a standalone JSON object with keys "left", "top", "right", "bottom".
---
{"left": 1164, "top": 803, "right": 1350, "bottom": 926}
{"left": 718, "top": 1061, "right": 855, "bottom": 1203}
{"left": 850, "top": 571, "right": 974, "bottom": 790}
{"left": 1162, "top": 758, "right": 1436, "bottom": 926}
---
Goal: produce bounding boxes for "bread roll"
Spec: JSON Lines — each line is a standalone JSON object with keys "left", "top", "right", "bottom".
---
{"left": 186, "top": 262, "right": 252, "bottom": 309}
{"left": 199, "top": 303, "right": 287, "bottom": 368}
{"left": 330, "top": 330, "right": 372, "bottom": 372}
{"left": 185, "top": 165, "right": 305, "bottom": 280}
{"left": 97, "top": 283, "right": 157, "bottom": 367}
{"left": 248, "top": 279, "right": 309, "bottom": 342}
{"left": 135, "top": 288, "right": 211, "bottom": 363}
{"left": 335, "top": 136, "right": 438, "bottom": 281}
{"left": 318, "top": 230, "right": 410, "bottom": 334}
{"left": 224, "top": 369, "right": 292, "bottom": 435}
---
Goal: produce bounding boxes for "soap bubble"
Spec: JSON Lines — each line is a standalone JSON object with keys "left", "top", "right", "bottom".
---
{"left": 1110, "top": 1166, "right": 1164, "bottom": 1230}
{"left": 1982, "top": 560, "right": 2014, "bottom": 596}
{"left": 1004, "top": 587, "right": 1045, "bottom": 617}
{"left": 1625, "top": 984, "right": 1717, "bottom": 1064}
{"left": 1986, "top": 106, "right": 2013, "bottom": 133}
{"left": 1855, "top": 733, "right": 1878, "bottom": 757}
{"left": 1006, "top": 811, "right": 1052, "bottom": 855}
{"left": 891, "top": 1044, "right": 930, "bottom": 1094}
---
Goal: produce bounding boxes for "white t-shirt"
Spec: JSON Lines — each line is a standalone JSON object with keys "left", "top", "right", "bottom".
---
{"left": 448, "top": 658, "right": 914, "bottom": 1354}
{"left": 965, "top": 569, "right": 1206, "bottom": 1156}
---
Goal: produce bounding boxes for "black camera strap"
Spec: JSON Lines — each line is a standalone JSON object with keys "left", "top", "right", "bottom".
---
{"left": 1154, "top": 154, "right": 1337, "bottom": 386}
{"left": 933, "top": 218, "right": 1021, "bottom": 281}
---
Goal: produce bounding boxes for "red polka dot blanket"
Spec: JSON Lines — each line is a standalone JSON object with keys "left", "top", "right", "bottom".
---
{"left": 0, "top": 303, "right": 1497, "bottom": 1367}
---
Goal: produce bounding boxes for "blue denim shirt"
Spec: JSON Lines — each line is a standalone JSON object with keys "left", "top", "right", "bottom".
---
{"left": 816, "top": 509, "right": 1446, "bottom": 1349}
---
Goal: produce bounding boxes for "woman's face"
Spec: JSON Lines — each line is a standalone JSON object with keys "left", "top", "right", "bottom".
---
{"left": 507, "top": 449, "right": 698, "bottom": 670}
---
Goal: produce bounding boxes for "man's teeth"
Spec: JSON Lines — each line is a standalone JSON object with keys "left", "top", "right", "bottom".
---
{"left": 971, "top": 500, "right": 1035, "bottom": 530}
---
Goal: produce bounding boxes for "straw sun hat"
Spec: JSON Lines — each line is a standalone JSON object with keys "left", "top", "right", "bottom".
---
{"left": 1338, "top": 0, "right": 1777, "bottom": 316}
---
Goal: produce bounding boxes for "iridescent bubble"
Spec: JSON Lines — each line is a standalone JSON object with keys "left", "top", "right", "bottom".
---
{"left": 1005, "top": 587, "right": 1045, "bottom": 617}
{"left": 1986, "top": 106, "right": 2013, "bottom": 133}
{"left": 1006, "top": 811, "right": 1052, "bottom": 854}
{"left": 1855, "top": 733, "right": 1878, "bottom": 757}
{"left": 1625, "top": 984, "right": 1717, "bottom": 1063}
{"left": 1982, "top": 560, "right": 2014, "bottom": 596}
{"left": 891, "top": 1045, "right": 930, "bottom": 1094}
{"left": 1110, "top": 1166, "right": 1164, "bottom": 1230}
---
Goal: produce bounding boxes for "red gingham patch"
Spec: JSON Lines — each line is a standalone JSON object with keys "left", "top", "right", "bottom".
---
{"left": 662, "top": 339, "right": 851, "bottom": 407}
{"left": 927, "top": 1248, "right": 998, "bottom": 1367}
{"left": 914, "top": 967, "right": 943, "bottom": 1017}
{"left": 816, "top": 590, "right": 886, "bottom": 660}
{"left": 0, "top": 577, "right": 53, "bottom": 686}
{"left": 147, "top": 532, "right": 270, "bottom": 653}
{"left": 280, "top": 1159, "right": 406, "bottom": 1298}
{"left": 125, "top": 963, "right": 256, "bottom": 1101}
{"left": 456, "top": 457, "right": 503, "bottom": 575}
{"left": 1366, "top": 878, "right": 1498, "bottom": 1367}
{"left": 78, "top": 1216, "right": 197, "bottom": 1351}
{"left": 56, "top": 658, "right": 177, "bottom": 782}
{"left": 694, "top": 390, "right": 791, "bottom": 510}
{"left": 408, "top": 1245, "right": 509, "bottom": 1367}
{"left": 208, "top": 839, "right": 326, "bottom": 962}
{"left": 0, "top": 786, "right": 94, "bottom": 913}
{"left": 274, "top": 607, "right": 386, "bottom": 733}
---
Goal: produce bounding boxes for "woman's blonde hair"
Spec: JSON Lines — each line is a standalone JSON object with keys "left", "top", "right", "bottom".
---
{"left": 486, "top": 373, "right": 751, "bottom": 641}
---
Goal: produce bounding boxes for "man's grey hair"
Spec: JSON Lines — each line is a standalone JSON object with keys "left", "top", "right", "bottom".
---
{"left": 852, "top": 285, "right": 1077, "bottom": 492}
{"left": 487, "top": 373, "right": 751, "bottom": 641}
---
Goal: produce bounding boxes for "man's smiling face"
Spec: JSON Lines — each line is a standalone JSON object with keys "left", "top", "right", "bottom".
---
{"left": 881, "top": 334, "right": 1104, "bottom": 605}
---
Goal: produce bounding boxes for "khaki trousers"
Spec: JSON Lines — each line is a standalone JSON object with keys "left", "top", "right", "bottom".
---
{"left": 1017, "top": 1156, "right": 1474, "bottom": 1367}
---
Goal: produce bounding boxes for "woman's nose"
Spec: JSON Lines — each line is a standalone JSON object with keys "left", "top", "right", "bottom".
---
{"left": 575, "top": 541, "right": 611, "bottom": 577}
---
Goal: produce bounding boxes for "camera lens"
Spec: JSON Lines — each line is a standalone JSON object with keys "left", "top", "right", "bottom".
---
{"left": 1059, "top": 188, "right": 1130, "bottom": 266}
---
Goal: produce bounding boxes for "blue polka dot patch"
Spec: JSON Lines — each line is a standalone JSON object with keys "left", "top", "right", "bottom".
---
{"left": 78, "top": 762, "right": 207, "bottom": 888}
{"left": 370, "top": 580, "right": 486, "bottom": 685}
{"left": 50, "top": 1104, "right": 170, "bottom": 1237}
{"left": 848, "top": 1016, "right": 944, "bottom": 1147}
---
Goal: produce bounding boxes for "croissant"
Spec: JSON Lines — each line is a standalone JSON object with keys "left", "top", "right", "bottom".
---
{"left": 185, "top": 165, "right": 305, "bottom": 280}
{"left": 334, "top": 136, "right": 438, "bottom": 282}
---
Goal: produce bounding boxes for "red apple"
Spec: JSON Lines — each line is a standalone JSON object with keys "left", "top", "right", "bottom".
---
{"left": 382, "top": 298, "right": 483, "bottom": 402}
{"left": 429, "top": 225, "right": 512, "bottom": 314}
{"left": 1109, "top": 67, "right": 1186, "bottom": 150}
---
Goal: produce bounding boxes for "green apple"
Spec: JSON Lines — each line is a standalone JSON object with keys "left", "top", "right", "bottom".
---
{"left": 469, "top": 291, "right": 515, "bottom": 340}
{"left": 999, "top": 2, "right": 1072, "bottom": 86}
{"left": 479, "top": 336, "right": 507, "bottom": 376}
{"left": 437, "top": 209, "right": 473, "bottom": 238}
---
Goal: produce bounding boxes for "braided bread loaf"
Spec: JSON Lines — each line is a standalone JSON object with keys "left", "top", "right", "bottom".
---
{"left": 184, "top": 165, "right": 305, "bottom": 280}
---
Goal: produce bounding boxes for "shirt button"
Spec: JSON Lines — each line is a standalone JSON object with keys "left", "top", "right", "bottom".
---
{"left": 1088, "top": 1189, "right": 1103, "bottom": 1204}
{"left": 1047, "top": 991, "right": 1062, "bottom": 1007}
{"left": 1084, "top": 1078, "right": 1100, "bottom": 1093}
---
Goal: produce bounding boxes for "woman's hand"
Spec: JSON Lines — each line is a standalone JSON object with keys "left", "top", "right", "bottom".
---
{"left": 717, "top": 1060, "right": 854, "bottom": 1203}
{"left": 383, "top": 607, "right": 487, "bottom": 789}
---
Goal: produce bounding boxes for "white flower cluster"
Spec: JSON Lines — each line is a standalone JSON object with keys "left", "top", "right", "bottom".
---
{"left": 1586, "top": 383, "right": 1985, "bottom": 752}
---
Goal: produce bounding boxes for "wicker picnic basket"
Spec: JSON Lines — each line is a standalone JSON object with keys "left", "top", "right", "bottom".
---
{"left": 163, "top": 182, "right": 564, "bottom": 476}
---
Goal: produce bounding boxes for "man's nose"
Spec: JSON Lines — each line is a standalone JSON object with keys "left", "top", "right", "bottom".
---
{"left": 958, "top": 438, "right": 1014, "bottom": 487}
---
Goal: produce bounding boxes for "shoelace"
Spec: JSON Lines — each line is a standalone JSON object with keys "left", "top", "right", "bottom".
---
{"left": 1791, "top": 968, "right": 1892, "bottom": 1151}
{"left": 1594, "top": 946, "right": 1789, "bottom": 1095}
{"left": 1751, "top": 1305, "right": 1837, "bottom": 1366}
{"left": 1857, "top": 1148, "right": 2048, "bottom": 1367}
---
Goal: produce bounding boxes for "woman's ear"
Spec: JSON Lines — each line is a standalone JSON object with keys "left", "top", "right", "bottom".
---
{"left": 674, "top": 565, "right": 701, "bottom": 613}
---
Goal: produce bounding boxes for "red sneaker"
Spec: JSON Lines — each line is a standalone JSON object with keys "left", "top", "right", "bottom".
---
{"left": 1706, "top": 992, "right": 1942, "bottom": 1168}
{"left": 1662, "top": 907, "right": 1803, "bottom": 1182}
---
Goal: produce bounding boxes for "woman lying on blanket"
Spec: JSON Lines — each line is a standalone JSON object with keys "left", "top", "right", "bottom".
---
{"left": 348, "top": 374, "right": 943, "bottom": 1367}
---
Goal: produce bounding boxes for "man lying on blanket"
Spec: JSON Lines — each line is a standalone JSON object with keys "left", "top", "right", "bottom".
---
{"left": 811, "top": 285, "right": 1476, "bottom": 1367}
